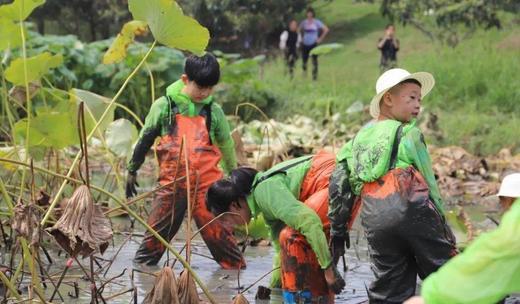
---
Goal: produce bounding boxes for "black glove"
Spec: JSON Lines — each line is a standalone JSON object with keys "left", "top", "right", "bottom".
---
{"left": 325, "top": 264, "right": 346, "bottom": 294}
{"left": 126, "top": 172, "right": 139, "bottom": 198}
{"left": 331, "top": 233, "right": 350, "bottom": 265}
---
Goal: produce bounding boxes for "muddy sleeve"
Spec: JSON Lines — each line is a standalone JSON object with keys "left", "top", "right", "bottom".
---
{"left": 421, "top": 201, "right": 520, "bottom": 304}
{"left": 254, "top": 175, "right": 333, "bottom": 269}
{"left": 127, "top": 98, "right": 166, "bottom": 173}
{"left": 328, "top": 160, "right": 355, "bottom": 238}
{"left": 336, "top": 139, "right": 363, "bottom": 195}
{"left": 212, "top": 104, "right": 237, "bottom": 175}
{"left": 402, "top": 128, "right": 444, "bottom": 212}
{"left": 269, "top": 230, "right": 282, "bottom": 288}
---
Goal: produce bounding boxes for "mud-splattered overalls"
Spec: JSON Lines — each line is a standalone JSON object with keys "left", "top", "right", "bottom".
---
{"left": 134, "top": 98, "right": 244, "bottom": 268}
{"left": 251, "top": 152, "right": 348, "bottom": 303}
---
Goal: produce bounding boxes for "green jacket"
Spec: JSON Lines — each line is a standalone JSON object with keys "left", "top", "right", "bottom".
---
{"left": 127, "top": 80, "right": 237, "bottom": 174}
{"left": 336, "top": 119, "right": 444, "bottom": 211}
{"left": 246, "top": 156, "right": 333, "bottom": 287}
{"left": 421, "top": 199, "right": 520, "bottom": 304}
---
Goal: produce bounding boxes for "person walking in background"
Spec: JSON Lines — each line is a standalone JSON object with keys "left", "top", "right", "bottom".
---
{"left": 279, "top": 20, "right": 301, "bottom": 79}
{"left": 300, "top": 7, "right": 329, "bottom": 80}
{"left": 378, "top": 24, "right": 400, "bottom": 72}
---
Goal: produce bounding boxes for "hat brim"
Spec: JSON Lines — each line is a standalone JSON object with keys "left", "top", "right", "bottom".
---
{"left": 369, "top": 72, "right": 435, "bottom": 118}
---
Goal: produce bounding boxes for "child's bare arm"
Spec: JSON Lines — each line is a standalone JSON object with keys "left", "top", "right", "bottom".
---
{"left": 317, "top": 23, "right": 330, "bottom": 44}
{"left": 393, "top": 38, "right": 400, "bottom": 50}
{"left": 377, "top": 37, "right": 386, "bottom": 49}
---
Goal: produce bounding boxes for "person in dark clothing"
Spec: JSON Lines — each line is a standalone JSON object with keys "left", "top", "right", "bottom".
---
{"left": 377, "top": 24, "right": 400, "bottom": 72}
{"left": 280, "top": 20, "right": 301, "bottom": 78}
{"left": 300, "top": 7, "right": 329, "bottom": 80}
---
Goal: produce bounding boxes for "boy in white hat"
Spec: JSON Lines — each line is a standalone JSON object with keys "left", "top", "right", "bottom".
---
{"left": 405, "top": 173, "right": 520, "bottom": 304}
{"left": 329, "top": 68, "right": 457, "bottom": 303}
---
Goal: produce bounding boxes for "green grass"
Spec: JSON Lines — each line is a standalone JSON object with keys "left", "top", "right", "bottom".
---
{"left": 261, "top": 0, "right": 520, "bottom": 156}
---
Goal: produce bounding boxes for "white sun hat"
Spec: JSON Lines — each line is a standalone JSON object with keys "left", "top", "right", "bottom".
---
{"left": 497, "top": 173, "right": 520, "bottom": 198}
{"left": 369, "top": 68, "right": 436, "bottom": 118}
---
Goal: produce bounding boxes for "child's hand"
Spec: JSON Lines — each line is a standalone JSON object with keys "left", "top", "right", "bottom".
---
{"left": 330, "top": 234, "right": 350, "bottom": 265}
{"left": 324, "top": 264, "right": 346, "bottom": 294}
{"left": 126, "top": 172, "right": 139, "bottom": 198}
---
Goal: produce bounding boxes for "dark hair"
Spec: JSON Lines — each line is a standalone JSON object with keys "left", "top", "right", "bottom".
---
{"left": 306, "top": 7, "right": 315, "bottom": 17}
{"left": 399, "top": 79, "right": 422, "bottom": 87}
{"left": 385, "top": 23, "right": 395, "bottom": 29}
{"left": 184, "top": 53, "right": 220, "bottom": 87}
{"left": 389, "top": 79, "right": 422, "bottom": 95}
{"left": 206, "top": 167, "right": 258, "bottom": 215}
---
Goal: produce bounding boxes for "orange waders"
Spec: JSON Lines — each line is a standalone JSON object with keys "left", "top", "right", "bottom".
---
{"left": 134, "top": 101, "right": 244, "bottom": 268}
{"left": 279, "top": 152, "right": 337, "bottom": 304}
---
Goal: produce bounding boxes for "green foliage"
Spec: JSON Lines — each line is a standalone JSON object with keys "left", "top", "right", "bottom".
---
{"left": 13, "top": 111, "right": 76, "bottom": 149}
{"left": 216, "top": 56, "right": 276, "bottom": 121}
{"left": 365, "top": 0, "right": 518, "bottom": 46}
{"left": 262, "top": 0, "right": 520, "bottom": 155}
{"left": 437, "top": 107, "right": 520, "bottom": 156}
{"left": 235, "top": 214, "right": 269, "bottom": 240}
{"left": 0, "top": 18, "right": 25, "bottom": 50}
{"left": 104, "top": 118, "right": 138, "bottom": 158}
{"left": 103, "top": 20, "right": 148, "bottom": 64}
{"left": 310, "top": 43, "right": 344, "bottom": 56}
{"left": 29, "top": 0, "right": 132, "bottom": 41}
{"left": 0, "top": 0, "right": 45, "bottom": 21}
{"left": 70, "top": 88, "right": 115, "bottom": 137}
{"left": 10, "top": 87, "right": 127, "bottom": 153}
{"left": 128, "top": 0, "right": 209, "bottom": 54}
{"left": 17, "top": 32, "right": 185, "bottom": 120}
{"left": 5, "top": 52, "right": 63, "bottom": 85}
{"left": 178, "top": 0, "right": 321, "bottom": 50}
{"left": 220, "top": 58, "right": 261, "bottom": 83}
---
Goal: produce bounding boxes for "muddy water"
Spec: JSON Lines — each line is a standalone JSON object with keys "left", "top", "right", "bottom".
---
{"left": 0, "top": 217, "right": 372, "bottom": 303}
{"left": 3, "top": 203, "right": 517, "bottom": 304}
{"left": 35, "top": 221, "right": 373, "bottom": 303}
{"left": 0, "top": 168, "right": 512, "bottom": 303}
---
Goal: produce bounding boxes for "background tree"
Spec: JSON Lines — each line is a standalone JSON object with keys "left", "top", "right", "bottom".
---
{"left": 25, "top": 0, "right": 131, "bottom": 41}
{"left": 363, "top": 0, "right": 520, "bottom": 47}
{"left": 178, "top": 0, "right": 331, "bottom": 51}
{"left": 3, "top": 0, "right": 333, "bottom": 50}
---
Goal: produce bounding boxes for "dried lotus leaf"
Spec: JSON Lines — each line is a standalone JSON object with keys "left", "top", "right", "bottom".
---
{"left": 177, "top": 269, "right": 199, "bottom": 304}
{"left": 143, "top": 267, "right": 180, "bottom": 304}
{"left": 46, "top": 185, "right": 112, "bottom": 258}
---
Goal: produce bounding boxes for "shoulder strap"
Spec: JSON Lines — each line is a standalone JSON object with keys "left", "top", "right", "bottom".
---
{"left": 251, "top": 155, "right": 313, "bottom": 190}
{"left": 164, "top": 95, "right": 178, "bottom": 132}
{"left": 165, "top": 95, "right": 212, "bottom": 140}
{"left": 388, "top": 124, "right": 404, "bottom": 171}
{"left": 199, "top": 103, "right": 212, "bottom": 144}
{"left": 165, "top": 95, "right": 179, "bottom": 115}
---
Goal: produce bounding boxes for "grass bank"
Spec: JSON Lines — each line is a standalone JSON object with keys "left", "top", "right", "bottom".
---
{"left": 261, "top": 1, "right": 520, "bottom": 155}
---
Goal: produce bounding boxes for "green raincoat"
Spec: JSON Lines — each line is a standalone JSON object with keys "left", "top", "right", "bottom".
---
{"left": 246, "top": 156, "right": 333, "bottom": 287}
{"left": 421, "top": 199, "right": 520, "bottom": 304}
{"left": 127, "top": 80, "right": 237, "bottom": 174}
{"left": 336, "top": 119, "right": 444, "bottom": 211}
